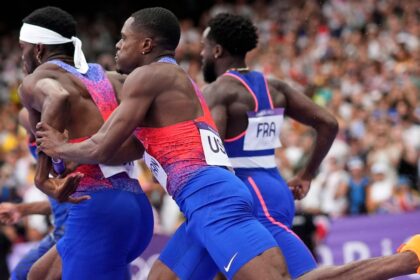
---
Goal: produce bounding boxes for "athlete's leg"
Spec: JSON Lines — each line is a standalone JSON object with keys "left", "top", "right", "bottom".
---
{"left": 244, "top": 173, "right": 317, "bottom": 278}
{"left": 148, "top": 260, "right": 178, "bottom": 280}
{"left": 59, "top": 189, "right": 153, "bottom": 280}
{"left": 177, "top": 168, "right": 290, "bottom": 280}
{"left": 297, "top": 234, "right": 420, "bottom": 280}
{"left": 28, "top": 245, "right": 61, "bottom": 280}
{"left": 149, "top": 222, "right": 218, "bottom": 280}
{"left": 11, "top": 233, "right": 56, "bottom": 280}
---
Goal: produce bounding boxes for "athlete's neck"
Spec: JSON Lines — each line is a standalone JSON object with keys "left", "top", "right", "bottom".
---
{"left": 147, "top": 51, "right": 176, "bottom": 65}
{"left": 43, "top": 53, "right": 74, "bottom": 66}
{"left": 217, "top": 57, "right": 248, "bottom": 76}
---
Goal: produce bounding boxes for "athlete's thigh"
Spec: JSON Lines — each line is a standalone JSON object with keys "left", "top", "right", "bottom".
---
{"left": 157, "top": 222, "right": 218, "bottom": 280}
{"left": 243, "top": 173, "right": 316, "bottom": 278}
{"left": 268, "top": 224, "right": 317, "bottom": 278}
{"left": 242, "top": 171, "right": 295, "bottom": 227}
{"left": 184, "top": 170, "right": 279, "bottom": 279}
{"left": 28, "top": 245, "right": 61, "bottom": 280}
{"left": 12, "top": 234, "right": 56, "bottom": 280}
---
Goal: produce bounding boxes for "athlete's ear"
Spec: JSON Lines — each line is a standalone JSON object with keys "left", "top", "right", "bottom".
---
{"left": 35, "top": 44, "right": 46, "bottom": 64}
{"left": 141, "top": 38, "right": 153, "bottom": 55}
{"left": 213, "top": 44, "right": 223, "bottom": 59}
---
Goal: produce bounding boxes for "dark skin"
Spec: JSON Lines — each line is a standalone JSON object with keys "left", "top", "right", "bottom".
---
{"left": 198, "top": 27, "right": 419, "bottom": 280}
{"left": 205, "top": 76, "right": 338, "bottom": 199}
{"left": 36, "top": 17, "right": 291, "bottom": 280}
{"left": 19, "top": 40, "right": 141, "bottom": 203}
{"left": 149, "top": 26, "right": 420, "bottom": 280}
{"left": 28, "top": 245, "right": 61, "bottom": 280}
{"left": 0, "top": 201, "right": 51, "bottom": 225}
{"left": 200, "top": 32, "right": 339, "bottom": 200}
{"left": 36, "top": 17, "right": 203, "bottom": 164}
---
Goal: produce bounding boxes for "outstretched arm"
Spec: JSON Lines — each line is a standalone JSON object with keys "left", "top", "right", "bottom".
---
{"left": 270, "top": 79, "right": 339, "bottom": 199}
{"left": 298, "top": 251, "right": 419, "bottom": 280}
{"left": 36, "top": 67, "right": 156, "bottom": 164}
{"left": 0, "top": 201, "right": 51, "bottom": 225}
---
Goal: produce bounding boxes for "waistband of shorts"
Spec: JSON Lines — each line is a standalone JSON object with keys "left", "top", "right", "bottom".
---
{"left": 74, "top": 173, "right": 144, "bottom": 196}
{"left": 229, "top": 155, "right": 277, "bottom": 169}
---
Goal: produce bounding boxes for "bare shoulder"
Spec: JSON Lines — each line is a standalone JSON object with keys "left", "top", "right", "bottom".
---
{"left": 267, "top": 77, "right": 289, "bottom": 91}
{"left": 106, "top": 71, "right": 126, "bottom": 84}
{"left": 21, "top": 63, "right": 63, "bottom": 89}
{"left": 203, "top": 75, "right": 240, "bottom": 102}
{"left": 127, "top": 63, "right": 187, "bottom": 91}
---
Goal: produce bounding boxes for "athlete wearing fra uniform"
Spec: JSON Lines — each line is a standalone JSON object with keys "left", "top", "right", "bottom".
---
{"left": 201, "top": 13, "right": 420, "bottom": 280}
{"left": 18, "top": 7, "right": 153, "bottom": 279}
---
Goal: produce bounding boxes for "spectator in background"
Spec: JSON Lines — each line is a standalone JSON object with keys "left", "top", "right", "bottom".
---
{"left": 382, "top": 176, "right": 420, "bottom": 213}
{"left": 0, "top": 0, "right": 418, "bottom": 273}
{"left": 346, "top": 158, "right": 369, "bottom": 215}
{"left": 366, "top": 162, "right": 395, "bottom": 213}
{"left": 319, "top": 156, "right": 349, "bottom": 217}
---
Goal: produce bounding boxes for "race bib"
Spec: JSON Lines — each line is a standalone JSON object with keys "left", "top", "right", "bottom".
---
{"left": 143, "top": 151, "right": 168, "bottom": 191}
{"left": 99, "top": 162, "right": 138, "bottom": 179}
{"left": 243, "top": 108, "right": 284, "bottom": 151}
{"left": 197, "top": 122, "right": 232, "bottom": 167}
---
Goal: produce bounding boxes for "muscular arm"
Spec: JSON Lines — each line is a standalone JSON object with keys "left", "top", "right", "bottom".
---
{"left": 16, "top": 201, "right": 52, "bottom": 216}
{"left": 20, "top": 77, "right": 71, "bottom": 197}
{"left": 18, "top": 108, "right": 35, "bottom": 142}
{"left": 202, "top": 81, "right": 229, "bottom": 139}
{"left": 104, "top": 136, "right": 145, "bottom": 165}
{"left": 37, "top": 67, "right": 156, "bottom": 164}
{"left": 0, "top": 201, "right": 51, "bottom": 225}
{"left": 271, "top": 79, "right": 339, "bottom": 179}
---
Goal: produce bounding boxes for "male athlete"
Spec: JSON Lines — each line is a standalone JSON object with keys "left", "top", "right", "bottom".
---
{"left": 196, "top": 13, "right": 420, "bottom": 280}
{"left": 18, "top": 6, "right": 153, "bottom": 279}
{"left": 36, "top": 7, "right": 291, "bottom": 280}
{"left": 36, "top": 8, "right": 420, "bottom": 280}
{"left": 143, "top": 12, "right": 420, "bottom": 280}
{"left": 134, "top": 12, "right": 420, "bottom": 280}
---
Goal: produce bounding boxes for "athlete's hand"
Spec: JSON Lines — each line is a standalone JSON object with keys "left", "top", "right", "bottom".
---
{"left": 287, "top": 175, "right": 311, "bottom": 200}
{"left": 0, "top": 203, "right": 21, "bottom": 225}
{"left": 35, "top": 122, "right": 68, "bottom": 158}
{"left": 51, "top": 173, "right": 90, "bottom": 204}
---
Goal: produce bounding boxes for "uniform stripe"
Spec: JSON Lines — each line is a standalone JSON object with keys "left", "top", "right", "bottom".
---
{"left": 247, "top": 176, "right": 299, "bottom": 239}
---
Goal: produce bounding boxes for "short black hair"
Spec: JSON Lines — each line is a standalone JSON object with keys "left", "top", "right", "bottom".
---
{"left": 22, "top": 6, "right": 76, "bottom": 56}
{"left": 131, "top": 7, "right": 180, "bottom": 51}
{"left": 22, "top": 6, "right": 76, "bottom": 38}
{"left": 207, "top": 13, "right": 258, "bottom": 57}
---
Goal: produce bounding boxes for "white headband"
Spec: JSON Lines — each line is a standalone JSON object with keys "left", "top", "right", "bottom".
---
{"left": 19, "top": 23, "right": 89, "bottom": 74}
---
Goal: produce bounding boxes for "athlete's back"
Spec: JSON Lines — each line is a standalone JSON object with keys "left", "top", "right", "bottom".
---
{"left": 22, "top": 61, "right": 123, "bottom": 139}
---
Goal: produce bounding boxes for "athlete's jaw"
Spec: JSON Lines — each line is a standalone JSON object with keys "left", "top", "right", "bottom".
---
{"left": 202, "top": 59, "right": 217, "bottom": 83}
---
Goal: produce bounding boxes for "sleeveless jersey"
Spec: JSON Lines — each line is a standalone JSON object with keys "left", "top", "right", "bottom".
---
{"left": 134, "top": 57, "right": 231, "bottom": 197}
{"left": 223, "top": 70, "right": 284, "bottom": 170}
{"left": 48, "top": 60, "right": 140, "bottom": 194}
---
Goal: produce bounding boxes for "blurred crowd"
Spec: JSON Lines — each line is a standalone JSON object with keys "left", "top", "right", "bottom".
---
{"left": 0, "top": 0, "right": 419, "bottom": 266}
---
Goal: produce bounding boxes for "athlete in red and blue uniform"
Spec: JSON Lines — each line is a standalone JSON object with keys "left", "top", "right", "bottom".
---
{"left": 37, "top": 8, "right": 420, "bottom": 280}
{"left": 48, "top": 60, "right": 153, "bottom": 280}
{"left": 18, "top": 7, "right": 153, "bottom": 279}
{"left": 36, "top": 8, "right": 290, "bottom": 280}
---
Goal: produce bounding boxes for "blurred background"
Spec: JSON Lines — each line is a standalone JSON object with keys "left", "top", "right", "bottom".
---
{"left": 0, "top": 0, "right": 419, "bottom": 279}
